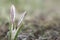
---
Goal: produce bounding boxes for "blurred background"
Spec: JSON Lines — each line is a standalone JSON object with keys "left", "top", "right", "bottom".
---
{"left": 0, "top": 0, "right": 60, "bottom": 40}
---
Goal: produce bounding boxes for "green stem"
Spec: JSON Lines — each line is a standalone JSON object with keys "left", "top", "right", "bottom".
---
{"left": 14, "top": 24, "right": 24, "bottom": 40}
{"left": 9, "top": 24, "right": 13, "bottom": 40}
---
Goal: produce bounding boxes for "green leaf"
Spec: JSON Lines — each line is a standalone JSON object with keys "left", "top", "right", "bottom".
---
{"left": 13, "top": 24, "right": 24, "bottom": 40}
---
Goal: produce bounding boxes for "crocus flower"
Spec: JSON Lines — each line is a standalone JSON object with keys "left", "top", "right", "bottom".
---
{"left": 10, "top": 4, "right": 16, "bottom": 24}
{"left": 9, "top": 4, "right": 26, "bottom": 40}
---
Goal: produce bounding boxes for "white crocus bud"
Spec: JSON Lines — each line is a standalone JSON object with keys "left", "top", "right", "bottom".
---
{"left": 10, "top": 5, "right": 16, "bottom": 24}
{"left": 17, "top": 11, "right": 26, "bottom": 26}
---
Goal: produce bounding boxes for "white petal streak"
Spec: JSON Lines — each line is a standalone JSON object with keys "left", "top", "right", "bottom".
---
{"left": 17, "top": 11, "right": 26, "bottom": 26}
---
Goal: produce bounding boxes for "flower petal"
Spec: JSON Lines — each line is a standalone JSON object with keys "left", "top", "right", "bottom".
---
{"left": 10, "top": 4, "right": 16, "bottom": 24}
{"left": 17, "top": 11, "right": 26, "bottom": 26}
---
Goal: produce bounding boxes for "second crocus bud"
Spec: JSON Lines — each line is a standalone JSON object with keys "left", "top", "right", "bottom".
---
{"left": 17, "top": 11, "right": 26, "bottom": 26}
